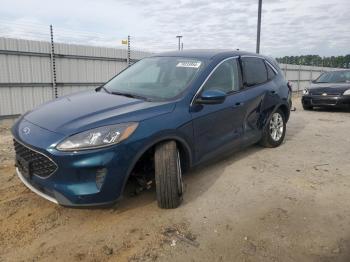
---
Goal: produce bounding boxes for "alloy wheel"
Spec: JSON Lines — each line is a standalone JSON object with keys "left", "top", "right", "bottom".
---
{"left": 269, "top": 112, "right": 284, "bottom": 142}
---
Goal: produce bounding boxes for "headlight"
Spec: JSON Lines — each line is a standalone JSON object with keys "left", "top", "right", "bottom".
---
{"left": 343, "top": 89, "right": 350, "bottom": 95}
{"left": 303, "top": 89, "right": 309, "bottom": 95}
{"left": 57, "top": 122, "right": 138, "bottom": 151}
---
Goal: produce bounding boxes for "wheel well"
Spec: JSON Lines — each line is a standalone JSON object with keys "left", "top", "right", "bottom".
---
{"left": 174, "top": 140, "right": 191, "bottom": 172}
{"left": 278, "top": 104, "right": 290, "bottom": 122}
{"left": 124, "top": 139, "right": 191, "bottom": 193}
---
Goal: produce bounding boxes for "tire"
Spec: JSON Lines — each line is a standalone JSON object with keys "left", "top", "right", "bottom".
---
{"left": 303, "top": 104, "right": 313, "bottom": 110}
{"left": 154, "top": 141, "right": 183, "bottom": 209}
{"left": 260, "top": 109, "right": 286, "bottom": 148}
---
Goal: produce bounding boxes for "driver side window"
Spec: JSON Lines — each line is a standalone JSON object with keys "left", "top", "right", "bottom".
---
{"left": 202, "top": 58, "right": 240, "bottom": 94}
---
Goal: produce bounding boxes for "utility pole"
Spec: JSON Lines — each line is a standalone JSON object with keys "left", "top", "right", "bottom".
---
{"left": 256, "top": 0, "right": 262, "bottom": 54}
{"left": 49, "top": 25, "right": 57, "bottom": 98}
{"left": 176, "top": 35, "right": 182, "bottom": 51}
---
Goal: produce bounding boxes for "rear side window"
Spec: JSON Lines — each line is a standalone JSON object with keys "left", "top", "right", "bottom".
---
{"left": 265, "top": 62, "right": 276, "bottom": 80}
{"left": 241, "top": 57, "right": 268, "bottom": 86}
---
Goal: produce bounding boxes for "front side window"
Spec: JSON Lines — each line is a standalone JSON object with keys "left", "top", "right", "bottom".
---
{"left": 202, "top": 58, "right": 241, "bottom": 94}
{"left": 242, "top": 57, "right": 268, "bottom": 86}
{"left": 104, "top": 57, "right": 204, "bottom": 100}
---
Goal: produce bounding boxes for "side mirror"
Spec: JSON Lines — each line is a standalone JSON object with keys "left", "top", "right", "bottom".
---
{"left": 196, "top": 90, "right": 226, "bottom": 104}
{"left": 311, "top": 80, "right": 316, "bottom": 84}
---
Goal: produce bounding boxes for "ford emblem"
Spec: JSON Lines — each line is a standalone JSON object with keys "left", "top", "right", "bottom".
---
{"left": 22, "top": 127, "right": 31, "bottom": 135}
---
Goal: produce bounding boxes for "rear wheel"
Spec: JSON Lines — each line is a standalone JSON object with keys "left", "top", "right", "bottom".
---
{"left": 260, "top": 109, "right": 286, "bottom": 148}
{"left": 154, "top": 141, "right": 183, "bottom": 209}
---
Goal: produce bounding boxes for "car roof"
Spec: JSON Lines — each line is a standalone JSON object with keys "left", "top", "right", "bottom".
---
{"left": 152, "top": 49, "right": 260, "bottom": 60}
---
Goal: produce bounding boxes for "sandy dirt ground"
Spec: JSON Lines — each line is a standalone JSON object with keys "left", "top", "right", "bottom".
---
{"left": 1, "top": 98, "right": 350, "bottom": 262}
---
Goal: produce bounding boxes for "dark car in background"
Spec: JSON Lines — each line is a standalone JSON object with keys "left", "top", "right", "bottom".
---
{"left": 302, "top": 70, "right": 350, "bottom": 110}
{"left": 12, "top": 50, "right": 291, "bottom": 209}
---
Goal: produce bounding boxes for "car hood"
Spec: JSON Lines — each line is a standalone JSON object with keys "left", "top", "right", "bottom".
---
{"left": 23, "top": 90, "right": 176, "bottom": 135}
{"left": 310, "top": 83, "right": 350, "bottom": 93}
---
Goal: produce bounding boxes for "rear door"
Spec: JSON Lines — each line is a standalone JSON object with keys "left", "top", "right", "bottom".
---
{"left": 240, "top": 57, "right": 278, "bottom": 145}
{"left": 190, "top": 57, "right": 246, "bottom": 162}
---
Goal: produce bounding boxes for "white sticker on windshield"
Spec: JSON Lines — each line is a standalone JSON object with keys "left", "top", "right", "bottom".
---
{"left": 176, "top": 61, "right": 201, "bottom": 68}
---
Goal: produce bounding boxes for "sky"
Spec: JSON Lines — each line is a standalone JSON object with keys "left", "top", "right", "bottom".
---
{"left": 0, "top": 0, "right": 349, "bottom": 57}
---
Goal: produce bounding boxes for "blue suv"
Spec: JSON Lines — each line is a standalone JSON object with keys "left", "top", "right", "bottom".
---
{"left": 12, "top": 50, "right": 291, "bottom": 209}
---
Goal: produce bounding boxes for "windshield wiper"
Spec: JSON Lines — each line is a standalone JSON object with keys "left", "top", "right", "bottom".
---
{"left": 96, "top": 85, "right": 111, "bottom": 94}
{"left": 100, "top": 86, "right": 111, "bottom": 93}
{"left": 111, "top": 91, "right": 150, "bottom": 101}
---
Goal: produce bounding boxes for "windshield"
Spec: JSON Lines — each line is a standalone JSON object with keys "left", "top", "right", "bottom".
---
{"left": 315, "top": 71, "right": 350, "bottom": 83}
{"left": 103, "top": 57, "right": 204, "bottom": 100}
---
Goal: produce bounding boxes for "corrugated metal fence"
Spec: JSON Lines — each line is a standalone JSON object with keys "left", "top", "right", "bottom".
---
{"left": 0, "top": 37, "right": 151, "bottom": 117}
{"left": 0, "top": 37, "right": 340, "bottom": 118}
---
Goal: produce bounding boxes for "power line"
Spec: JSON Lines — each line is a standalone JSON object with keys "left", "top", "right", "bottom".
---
{"left": 0, "top": 19, "right": 125, "bottom": 38}
{"left": 0, "top": 20, "right": 169, "bottom": 52}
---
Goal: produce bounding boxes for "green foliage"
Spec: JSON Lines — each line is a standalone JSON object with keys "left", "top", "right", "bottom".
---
{"left": 276, "top": 55, "right": 350, "bottom": 68}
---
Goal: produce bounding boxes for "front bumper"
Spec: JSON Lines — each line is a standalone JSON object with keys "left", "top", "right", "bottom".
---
{"left": 16, "top": 167, "right": 58, "bottom": 204}
{"left": 12, "top": 119, "right": 137, "bottom": 207}
{"left": 302, "top": 95, "right": 350, "bottom": 107}
{"left": 14, "top": 140, "right": 134, "bottom": 206}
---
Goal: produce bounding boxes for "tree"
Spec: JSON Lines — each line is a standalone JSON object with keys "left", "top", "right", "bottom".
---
{"left": 276, "top": 55, "right": 350, "bottom": 68}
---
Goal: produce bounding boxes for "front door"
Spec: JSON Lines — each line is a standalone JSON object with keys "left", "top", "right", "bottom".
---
{"left": 190, "top": 57, "right": 246, "bottom": 162}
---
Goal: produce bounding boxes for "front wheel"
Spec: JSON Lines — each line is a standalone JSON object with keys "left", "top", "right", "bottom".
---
{"left": 260, "top": 109, "right": 286, "bottom": 148}
{"left": 154, "top": 141, "right": 183, "bottom": 209}
{"left": 302, "top": 104, "right": 313, "bottom": 110}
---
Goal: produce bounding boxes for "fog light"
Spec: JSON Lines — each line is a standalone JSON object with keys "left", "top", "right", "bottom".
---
{"left": 96, "top": 168, "right": 107, "bottom": 190}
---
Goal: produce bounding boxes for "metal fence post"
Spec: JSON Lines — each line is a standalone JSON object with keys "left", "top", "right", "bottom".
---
{"left": 297, "top": 64, "right": 301, "bottom": 96}
{"left": 49, "top": 25, "right": 57, "bottom": 98}
{"left": 284, "top": 64, "right": 287, "bottom": 79}
{"left": 127, "top": 35, "right": 131, "bottom": 67}
{"left": 309, "top": 65, "right": 313, "bottom": 83}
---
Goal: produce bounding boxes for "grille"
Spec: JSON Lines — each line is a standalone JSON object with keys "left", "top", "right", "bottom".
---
{"left": 310, "top": 92, "right": 341, "bottom": 96}
{"left": 14, "top": 140, "right": 57, "bottom": 178}
{"left": 311, "top": 99, "right": 337, "bottom": 105}
{"left": 309, "top": 88, "right": 342, "bottom": 96}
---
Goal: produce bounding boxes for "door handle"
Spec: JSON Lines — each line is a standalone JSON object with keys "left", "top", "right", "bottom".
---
{"left": 270, "top": 90, "right": 276, "bottom": 94}
{"left": 233, "top": 102, "right": 244, "bottom": 108}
